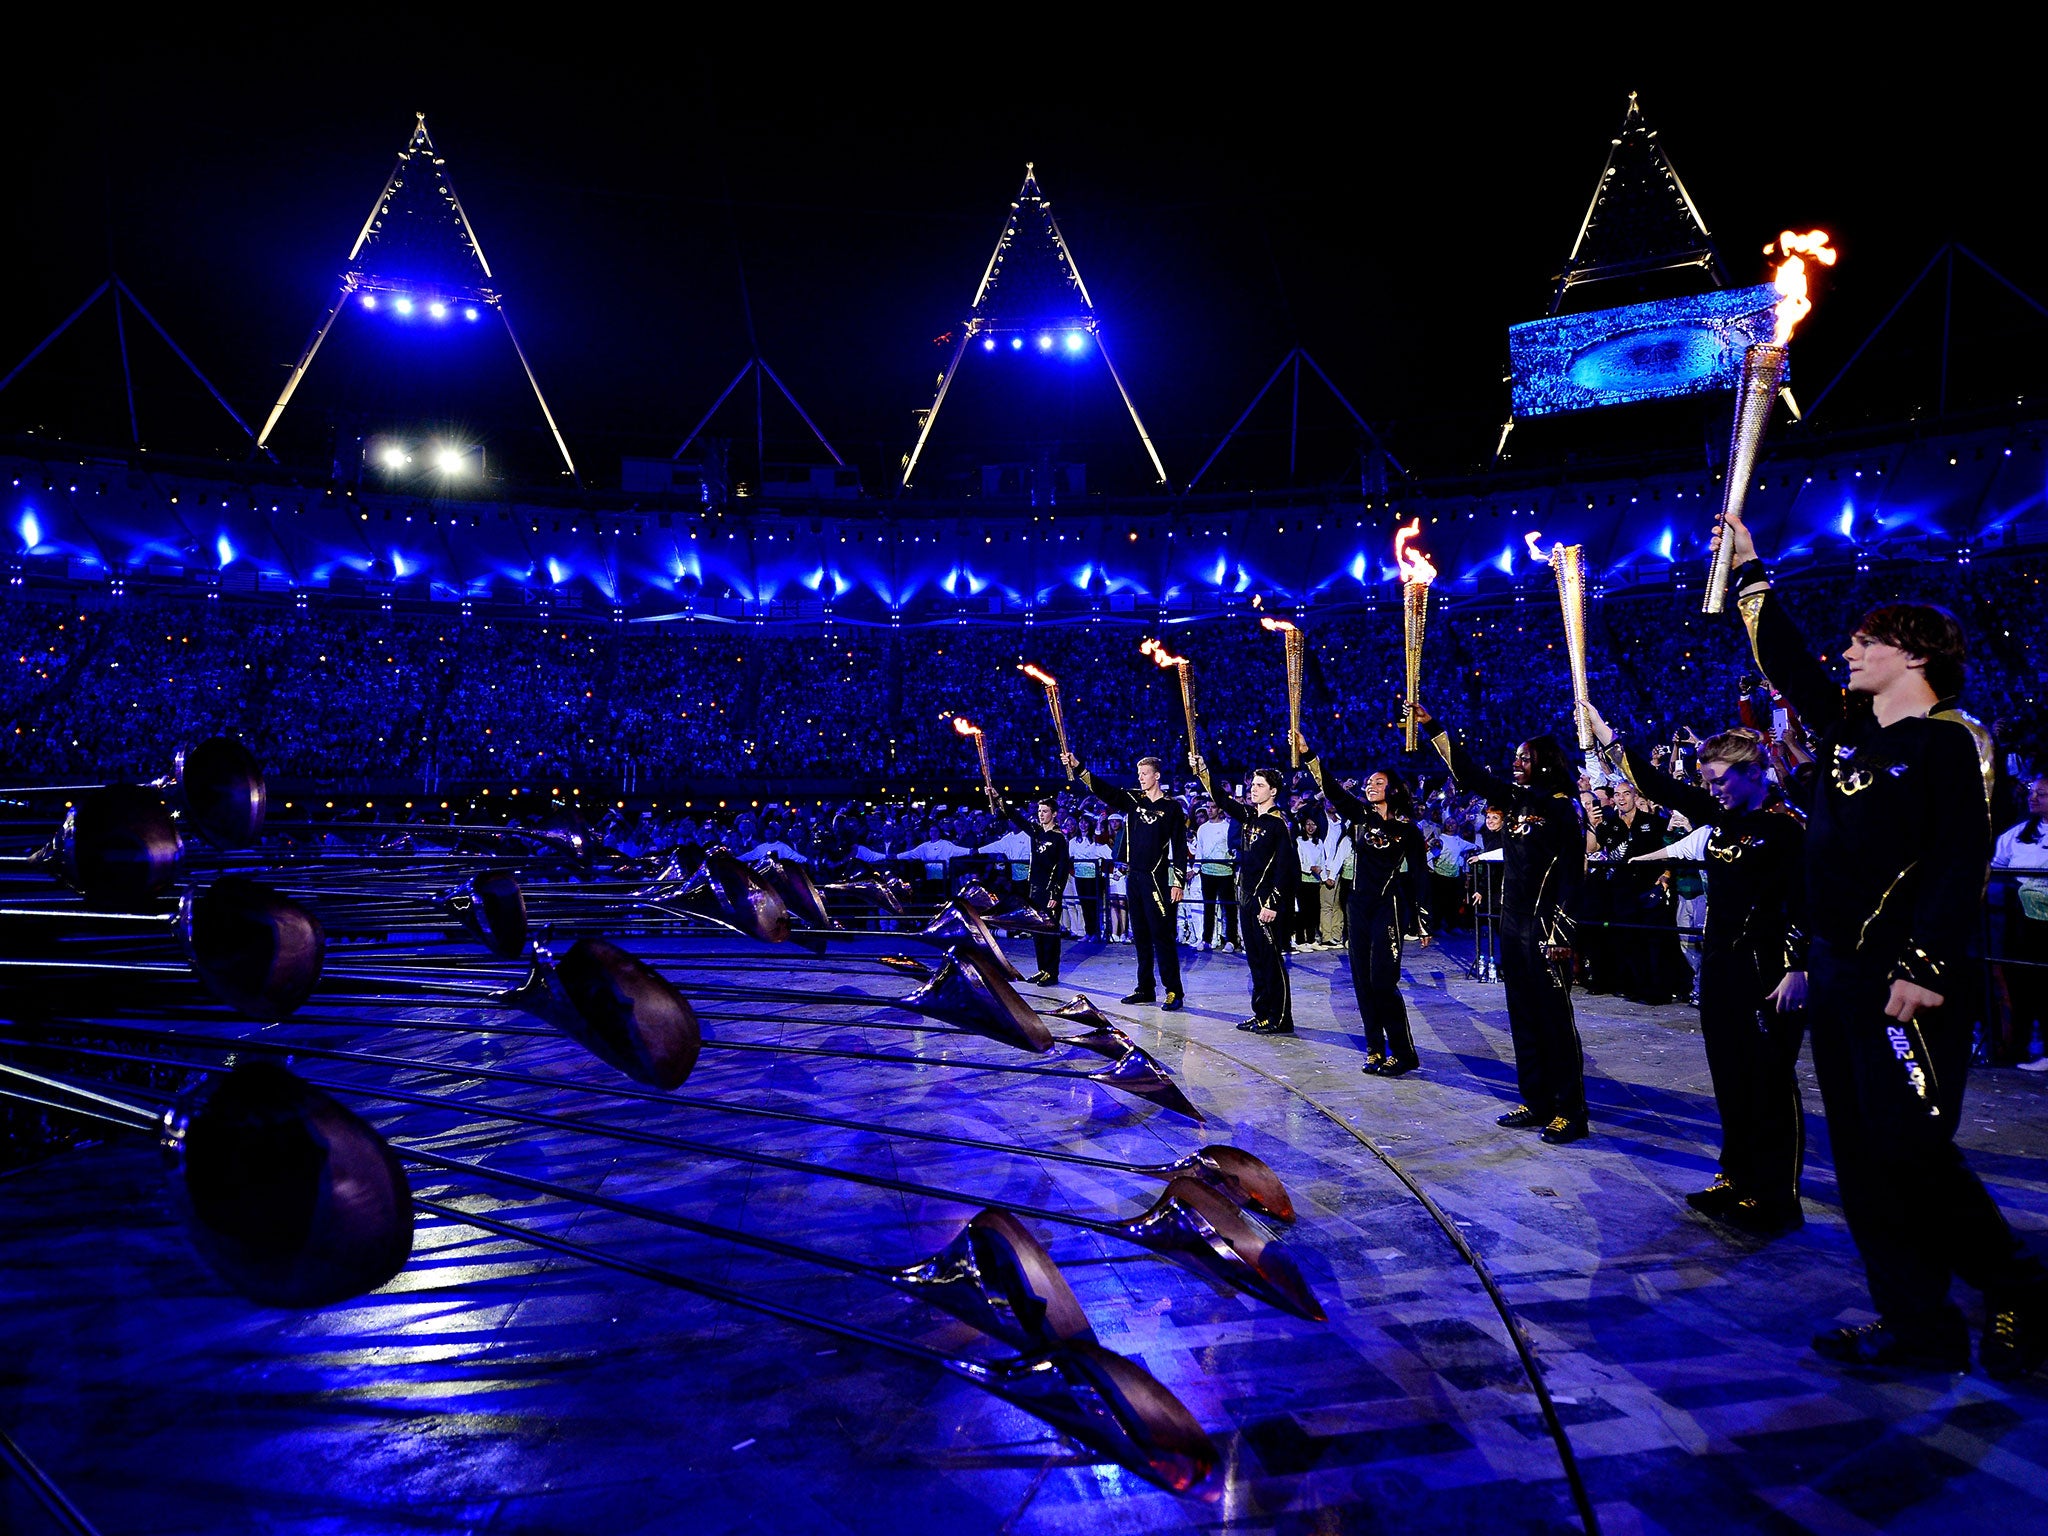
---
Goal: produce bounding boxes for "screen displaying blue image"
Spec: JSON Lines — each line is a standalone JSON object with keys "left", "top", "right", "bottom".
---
{"left": 1509, "top": 284, "right": 1781, "bottom": 418}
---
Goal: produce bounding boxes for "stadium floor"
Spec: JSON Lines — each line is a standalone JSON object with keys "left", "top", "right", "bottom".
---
{"left": 3, "top": 931, "right": 2046, "bottom": 1534}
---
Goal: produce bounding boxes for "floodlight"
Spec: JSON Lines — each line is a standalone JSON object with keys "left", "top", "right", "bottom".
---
{"left": 1065, "top": 332, "right": 1086, "bottom": 352}
{"left": 1009, "top": 337, "right": 1024, "bottom": 351}
{"left": 1037, "top": 333, "right": 1054, "bottom": 352}
{"left": 360, "top": 295, "right": 378, "bottom": 310}
{"left": 378, "top": 445, "right": 409, "bottom": 470}
{"left": 463, "top": 306, "right": 480, "bottom": 321}
{"left": 394, "top": 297, "right": 414, "bottom": 316}
{"left": 428, "top": 301, "right": 448, "bottom": 320}
{"left": 435, "top": 447, "right": 466, "bottom": 474}
{"left": 982, "top": 337, "right": 996, "bottom": 352}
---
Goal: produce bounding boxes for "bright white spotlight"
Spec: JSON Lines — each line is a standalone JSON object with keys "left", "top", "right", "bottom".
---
{"left": 394, "top": 296, "right": 414, "bottom": 316}
{"left": 435, "top": 447, "right": 466, "bottom": 474}
{"left": 360, "top": 294, "right": 378, "bottom": 310}
{"left": 982, "top": 337, "right": 996, "bottom": 352}
{"left": 1065, "top": 331, "right": 1085, "bottom": 352}
{"left": 1036, "top": 333, "right": 1054, "bottom": 351}
{"left": 463, "top": 306, "right": 480, "bottom": 321}
{"left": 428, "top": 301, "right": 448, "bottom": 320}
{"left": 378, "top": 445, "right": 408, "bottom": 470}
{"left": 1009, "top": 336, "right": 1024, "bottom": 351}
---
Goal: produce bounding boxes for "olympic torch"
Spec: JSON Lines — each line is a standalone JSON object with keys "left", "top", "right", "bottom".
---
{"left": 1704, "top": 230, "right": 1836, "bottom": 613}
{"left": 1394, "top": 519, "right": 1437, "bottom": 753}
{"left": 1017, "top": 663, "right": 1072, "bottom": 779}
{"left": 952, "top": 716, "right": 999, "bottom": 814}
{"left": 1140, "top": 639, "right": 1199, "bottom": 759}
{"left": 1527, "top": 531, "right": 1598, "bottom": 777}
{"left": 1258, "top": 617, "right": 1305, "bottom": 765}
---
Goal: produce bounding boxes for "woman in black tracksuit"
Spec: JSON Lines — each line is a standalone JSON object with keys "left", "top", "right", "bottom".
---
{"left": 1301, "top": 735, "right": 1432, "bottom": 1075}
{"left": 1416, "top": 700, "right": 1591, "bottom": 1146}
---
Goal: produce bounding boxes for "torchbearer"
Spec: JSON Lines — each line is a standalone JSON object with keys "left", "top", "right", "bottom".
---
{"left": 1294, "top": 728, "right": 1432, "bottom": 1075}
{"left": 1000, "top": 793, "right": 1073, "bottom": 987}
{"left": 1062, "top": 739, "right": 1188, "bottom": 1013}
{"left": 1583, "top": 701, "right": 1810, "bottom": 1236}
{"left": 1412, "top": 699, "right": 1590, "bottom": 1145}
{"left": 1713, "top": 504, "right": 2048, "bottom": 1379}
{"left": 1189, "top": 752, "right": 1298, "bottom": 1035}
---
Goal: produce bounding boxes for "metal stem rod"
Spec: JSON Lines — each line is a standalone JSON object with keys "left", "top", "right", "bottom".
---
{"left": 4, "top": 1026, "right": 1157, "bottom": 1236}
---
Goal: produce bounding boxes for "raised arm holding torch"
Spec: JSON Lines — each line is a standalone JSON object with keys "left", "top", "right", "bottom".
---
{"left": 952, "top": 716, "right": 999, "bottom": 815}
{"left": 1258, "top": 617, "right": 1306, "bottom": 766}
{"left": 1141, "top": 639, "right": 1200, "bottom": 761}
{"left": 1018, "top": 663, "right": 1073, "bottom": 780}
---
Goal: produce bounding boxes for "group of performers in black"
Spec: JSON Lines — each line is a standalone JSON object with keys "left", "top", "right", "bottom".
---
{"left": 1008, "top": 502, "right": 2045, "bottom": 1382}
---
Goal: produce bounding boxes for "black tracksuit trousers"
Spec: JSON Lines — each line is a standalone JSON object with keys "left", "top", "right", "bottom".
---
{"left": 1128, "top": 870, "right": 1183, "bottom": 999}
{"left": 1348, "top": 900, "right": 1414, "bottom": 1062}
{"left": 1807, "top": 940, "right": 2046, "bottom": 1326}
{"left": 1499, "top": 911, "right": 1587, "bottom": 1122}
{"left": 1699, "top": 956, "right": 1805, "bottom": 1208}
{"left": 1242, "top": 903, "right": 1291, "bottom": 1027}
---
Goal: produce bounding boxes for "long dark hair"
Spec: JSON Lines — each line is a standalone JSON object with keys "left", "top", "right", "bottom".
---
{"left": 1367, "top": 767, "right": 1416, "bottom": 821}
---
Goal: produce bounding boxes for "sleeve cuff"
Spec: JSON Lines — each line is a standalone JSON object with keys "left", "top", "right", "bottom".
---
{"left": 1891, "top": 941, "right": 1948, "bottom": 992}
{"left": 1730, "top": 557, "right": 1770, "bottom": 594}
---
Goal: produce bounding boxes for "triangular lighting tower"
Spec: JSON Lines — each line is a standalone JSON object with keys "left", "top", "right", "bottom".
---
{"left": 901, "top": 164, "right": 1167, "bottom": 488}
{"left": 253, "top": 113, "right": 578, "bottom": 481}
{"left": 1550, "top": 93, "right": 1726, "bottom": 314}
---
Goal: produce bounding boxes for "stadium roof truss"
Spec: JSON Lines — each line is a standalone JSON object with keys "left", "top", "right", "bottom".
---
{"left": 901, "top": 164, "right": 1167, "bottom": 489}
{"left": 252, "top": 113, "right": 579, "bottom": 482}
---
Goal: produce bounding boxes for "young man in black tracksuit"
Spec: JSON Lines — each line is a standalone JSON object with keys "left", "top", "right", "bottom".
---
{"left": 1004, "top": 796, "right": 1073, "bottom": 986}
{"left": 1190, "top": 753, "right": 1298, "bottom": 1034}
{"left": 1064, "top": 751, "right": 1187, "bottom": 1010}
{"left": 1717, "top": 506, "right": 2048, "bottom": 1379}
{"left": 1588, "top": 705, "right": 1809, "bottom": 1236}
{"left": 1416, "top": 701, "right": 1591, "bottom": 1144}
{"left": 1299, "top": 732, "right": 1433, "bottom": 1074}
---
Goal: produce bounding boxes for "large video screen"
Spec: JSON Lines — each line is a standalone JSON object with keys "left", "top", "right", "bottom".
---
{"left": 1509, "top": 284, "right": 1781, "bottom": 419}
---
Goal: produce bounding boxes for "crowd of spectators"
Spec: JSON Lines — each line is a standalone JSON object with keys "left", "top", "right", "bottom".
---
{"left": 2, "top": 552, "right": 2041, "bottom": 794}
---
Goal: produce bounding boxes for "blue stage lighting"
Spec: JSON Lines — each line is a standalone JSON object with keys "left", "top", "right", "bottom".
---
{"left": 1065, "top": 332, "right": 1085, "bottom": 352}
{"left": 1037, "top": 333, "right": 1054, "bottom": 352}
{"left": 1009, "top": 336, "right": 1024, "bottom": 351}
{"left": 464, "top": 306, "right": 480, "bottom": 321}
{"left": 216, "top": 534, "right": 235, "bottom": 568}
{"left": 394, "top": 296, "right": 415, "bottom": 316}
{"left": 982, "top": 337, "right": 996, "bottom": 352}
{"left": 18, "top": 510, "right": 41, "bottom": 549}
{"left": 428, "top": 301, "right": 449, "bottom": 320}
{"left": 360, "top": 294, "right": 378, "bottom": 310}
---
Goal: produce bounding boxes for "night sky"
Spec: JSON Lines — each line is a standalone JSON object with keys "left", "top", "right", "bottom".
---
{"left": 3, "top": 33, "right": 2039, "bottom": 487}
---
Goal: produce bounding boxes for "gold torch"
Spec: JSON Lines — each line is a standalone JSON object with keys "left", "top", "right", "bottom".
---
{"left": 1258, "top": 617, "right": 1306, "bottom": 765}
{"left": 1526, "top": 531, "right": 1599, "bottom": 778}
{"left": 1394, "top": 519, "right": 1437, "bottom": 752}
{"left": 1017, "top": 663, "right": 1072, "bottom": 779}
{"left": 1140, "top": 638, "right": 1199, "bottom": 759}
{"left": 952, "top": 716, "right": 999, "bottom": 814}
{"left": 1704, "top": 230, "right": 1836, "bottom": 613}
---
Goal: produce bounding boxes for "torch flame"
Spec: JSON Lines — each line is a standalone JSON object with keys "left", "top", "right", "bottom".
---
{"left": 1258, "top": 615, "right": 1297, "bottom": 634}
{"left": 1524, "top": 530, "right": 1553, "bottom": 564}
{"left": 951, "top": 716, "right": 981, "bottom": 739}
{"left": 1767, "top": 229, "right": 1836, "bottom": 345}
{"left": 1394, "top": 518, "right": 1437, "bottom": 585}
{"left": 1140, "top": 638, "right": 1189, "bottom": 670}
{"left": 1017, "top": 663, "right": 1060, "bottom": 687}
